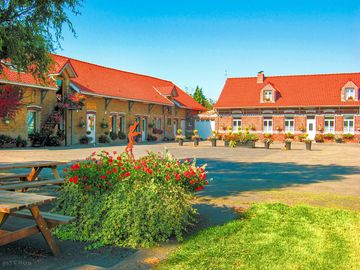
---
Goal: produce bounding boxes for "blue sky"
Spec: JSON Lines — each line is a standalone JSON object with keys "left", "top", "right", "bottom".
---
{"left": 58, "top": 0, "right": 360, "bottom": 100}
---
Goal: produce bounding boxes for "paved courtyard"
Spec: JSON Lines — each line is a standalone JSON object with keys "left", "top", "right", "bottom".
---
{"left": 0, "top": 141, "right": 359, "bottom": 269}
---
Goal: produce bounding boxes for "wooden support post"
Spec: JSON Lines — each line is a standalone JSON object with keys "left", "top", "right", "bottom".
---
{"left": 40, "top": 90, "right": 48, "bottom": 104}
{"left": 148, "top": 104, "right": 154, "bottom": 114}
{"left": 50, "top": 166, "right": 61, "bottom": 179}
{"left": 104, "top": 98, "right": 111, "bottom": 111}
{"left": 128, "top": 101, "right": 135, "bottom": 112}
{"left": 0, "top": 212, "right": 8, "bottom": 226}
{"left": 30, "top": 206, "right": 60, "bottom": 256}
{"left": 0, "top": 226, "right": 39, "bottom": 246}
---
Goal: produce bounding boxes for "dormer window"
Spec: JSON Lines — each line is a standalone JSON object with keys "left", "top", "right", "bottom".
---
{"left": 263, "top": 90, "right": 273, "bottom": 102}
{"left": 345, "top": 88, "right": 355, "bottom": 100}
{"left": 260, "top": 83, "right": 277, "bottom": 103}
{"left": 341, "top": 81, "right": 358, "bottom": 101}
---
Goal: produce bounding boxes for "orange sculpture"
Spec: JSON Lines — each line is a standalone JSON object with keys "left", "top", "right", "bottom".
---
{"left": 125, "top": 121, "right": 142, "bottom": 160}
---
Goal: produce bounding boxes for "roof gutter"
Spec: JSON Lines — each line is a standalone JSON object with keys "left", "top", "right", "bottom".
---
{"left": 0, "top": 79, "right": 57, "bottom": 91}
{"left": 80, "top": 90, "right": 175, "bottom": 107}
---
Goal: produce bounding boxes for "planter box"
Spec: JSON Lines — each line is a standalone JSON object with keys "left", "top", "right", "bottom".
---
{"left": 210, "top": 140, "right": 217, "bottom": 147}
{"left": 178, "top": 140, "right": 184, "bottom": 146}
{"left": 237, "top": 141, "right": 256, "bottom": 148}
{"left": 224, "top": 140, "right": 229, "bottom": 147}
{"left": 285, "top": 141, "right": 291, "bottom": 150}
{"left": 305, "top": 141, "right": 312, "bottom": 150}
{"left": 193, "top": 138, "right": 200, "bottom": 146}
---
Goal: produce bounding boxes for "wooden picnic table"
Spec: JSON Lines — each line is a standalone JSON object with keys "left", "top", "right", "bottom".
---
{"left": 0, "top": 161, "right": 66, "bottom": 182}
{"left": 0, "top": 190, "right": 60, "bottom": 255}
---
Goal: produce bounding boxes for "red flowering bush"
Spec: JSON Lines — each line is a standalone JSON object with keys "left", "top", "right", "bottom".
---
{"left": 63, "top": 150, "right": 208, "bottom": 194}
{"left": 54, "top": 150, "right": 209, "bottom": 248}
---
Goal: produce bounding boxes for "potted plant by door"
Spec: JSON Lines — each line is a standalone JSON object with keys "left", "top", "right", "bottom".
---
{"left": 284, "top": 138, "right": 292, "bottom": 150}
{"left": 263, "top": 133, "right": 273, "bottom": 149}
{"left": 222, "top": 133, "right": 231, "bottom": 147}
{"left": 175, "top": 129, "right": 185, "bottom": 146}
{"left": 192, "top": 129, "right": 200, "bottom": 146}
{"left": 208, "top": 131, "right": 218, "bottom": 147}
{"left": 28, "top": 132, "right": 44, "bottom": 147}
{"left": 304, "top": 138, "right": 312, "bottom": 150}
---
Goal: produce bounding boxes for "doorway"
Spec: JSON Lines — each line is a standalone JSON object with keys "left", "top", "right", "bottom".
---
{"left": 86, "top": 113, "right": 96, "bottom": 143}
{"left": 173, "top": 119, "right": 178, "bottom": 137}
{"left": 141, "top": 118, "right": 147, "bottom": 142}
{"left": 306, "top": 117, "right": 316, "bottom": 140}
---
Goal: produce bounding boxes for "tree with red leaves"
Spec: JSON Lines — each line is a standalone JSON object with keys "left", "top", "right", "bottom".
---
{"left": 0, "top": 85, "right": 23, "bottom": 120}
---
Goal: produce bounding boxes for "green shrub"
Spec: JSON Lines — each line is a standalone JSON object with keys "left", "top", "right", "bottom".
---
{"left": 45, "top": 135, "right": 61, "bottom": 146}
{"left": 323, "top": 133, "right": 335, "bottom": 140}
{"left": 15, "top": 136, "right": 27, "bottom": 147}
{"left": 99, "top": 134, "right": 111, "bottom": 143}
{"left": 108, "top": 132, "right": 117, "bottom": 141}
{"left": 342, "top": 133, "right": 354, "bottom": 140}
{"left": 53, "top": 151, "right": 209, "bottom": 249}
{"left": 0, "top": 134, "right": 15, "bottom": 147}
{"left": 79, "top": 136, "right": 90, "bottom": 144}
{"left": 315, "top": 134, "right": 324, "bottom": 143}
{"left": 118, "top": 131, "right": 126, "bottom": 140}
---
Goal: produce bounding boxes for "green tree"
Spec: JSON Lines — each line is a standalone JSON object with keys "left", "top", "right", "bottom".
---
{"left": 0, "top": 0, "right": 82, "bottom": 79}
{"left": 192, "top": 86, "right": 213, "bottom": 110}
{"left": 192, "top": 86, "right": 206, "bottom": 105}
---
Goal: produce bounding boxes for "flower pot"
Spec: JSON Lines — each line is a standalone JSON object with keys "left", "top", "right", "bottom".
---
{"left": 178, "top": 139, "right": 184, "bottom": 146}
{"left": 224, "top": 140, "right": 229, "bottom": 147}
{"left": 285, "top": 141, "right": 291, "bottom": 150}
{"left": 305, "top": 141, "right": 312, "bottom": 150}
{"left": 211, "top": 140, "right": 217, "bottom": 147}
{"left": 264, "top": 141, "right": 270, "bottom": 149}
{"left": 194, "top": 138, "right": 200, "bottom": 146}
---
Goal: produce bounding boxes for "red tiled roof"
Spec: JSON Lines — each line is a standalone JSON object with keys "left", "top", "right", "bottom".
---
{"left": 0, "top": 54, "right": 205, "bottom": 111}
{"left": 215, "top": 72, "right": 360, "bottom": 108}
{"left": 0, "top": 60, "right": 59, "bottom": 89}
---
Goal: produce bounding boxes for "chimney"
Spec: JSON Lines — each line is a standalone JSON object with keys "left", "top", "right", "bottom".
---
{"left": 257, "top": 71, "right": 264, "bottom": 84}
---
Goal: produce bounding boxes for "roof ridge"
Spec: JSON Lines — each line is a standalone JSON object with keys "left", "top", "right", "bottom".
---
{"left": 227, "top": 71, "right": 360, "bottom": 80}
{"left": 50, "top": 53, "right": 174, "bottom": 84}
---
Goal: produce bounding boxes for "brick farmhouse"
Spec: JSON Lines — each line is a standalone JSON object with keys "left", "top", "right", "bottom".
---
{"left": 0, "top": 54, "right": 205, "bottom": 146}
{"left": 214, "top": 71, "right": 360, "bottom": 142}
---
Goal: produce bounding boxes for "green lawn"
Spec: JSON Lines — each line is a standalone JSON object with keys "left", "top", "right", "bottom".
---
{"left": 158, "top": 204, "right": 360, "bottom": 270}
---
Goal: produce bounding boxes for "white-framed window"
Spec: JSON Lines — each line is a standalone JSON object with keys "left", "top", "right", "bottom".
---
{"left": 232, "top": 118, "right": 242, "bottom": 131}
{"left": 344, "top": 115, "right": 354, "bottom": 133}
{"left": 27, "top": 110, "right": 38, "bottom": 135}
{"left": 263, "top": 90, "right": 272, "bottom": 101}
{"left": 110, "top": 114, "right": 117, "bottom": 133}
{"left": 119, "top": 115, "right": 125, "bottom": 133}
{"left": 284, "top": 117, "right": 294, "bottom": 133}
{"left": 157, "top": 118, "right": 162, "bottom": 129}
{"left": 324, "top": 116, "right": 335, "bottom": 133}
{"left": 263, "top": 117, "right": 273, "bottom": 133}
{"left": 345, "top": 88, "right": 355, "bottom": 100}
{"left": 135, "top": 117, "right": 141, "bottom": 132}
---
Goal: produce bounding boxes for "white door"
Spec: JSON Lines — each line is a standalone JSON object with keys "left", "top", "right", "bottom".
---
{"left": 141, "top": 118, "right": 147, "bottom": 142}
{"left": 86, "top": 113, "right": 96, "bottom": 143}
{"left": 307, "top": 119, "right": 316, "bottom": 140}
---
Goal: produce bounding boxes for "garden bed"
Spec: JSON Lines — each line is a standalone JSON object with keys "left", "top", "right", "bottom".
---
{"left": 53, "top": 150, "right": 209, "bottom": 249}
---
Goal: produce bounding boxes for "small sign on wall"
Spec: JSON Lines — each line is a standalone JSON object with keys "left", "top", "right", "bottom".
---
{"left": 86, "top": 101, "right": 97, "bottom": 110}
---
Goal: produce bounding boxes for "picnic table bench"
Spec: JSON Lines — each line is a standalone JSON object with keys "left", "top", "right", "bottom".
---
{"left": 0, "top": 190, "right": 74, "bottom": 256}
{"left": 0, "top": 178, "right": 65, "bottom": 191}
{"left": 0, "top": 161, "right": 66, "bottom": 191}
{"left": 0, "top": 161, "right": 66, "bottom": 181}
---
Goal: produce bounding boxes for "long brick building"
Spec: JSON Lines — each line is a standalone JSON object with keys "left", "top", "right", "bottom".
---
{"left": 214, "top": 71, "right": 360, "bottom": 142}
{"left": 0, "top": 54, "right": 205, "bottom": 146}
